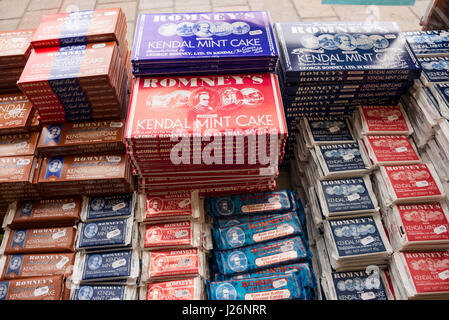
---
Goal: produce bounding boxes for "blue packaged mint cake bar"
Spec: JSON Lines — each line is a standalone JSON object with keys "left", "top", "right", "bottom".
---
{"left": 328, "top": 270, "right": 392, "bottom": 300}
{"left": 274, "top": 22, "right": 421, "bottom": 82}
{"left": 325, "top": 215, "right": 388, "bottom": 258}
{"left": 419, "top": 56, "right": 449, "bottom": 85}
{"left": 70, "top": 285, "right": 137, "bottom": 300}
{"left": 213, "top": 212, "right": 303, "bottom": 250}
{"left": 72, "top": 249, "right": 140, "bottom": 284}
{"left": 404, "top": 30, "right": 449, "bottom": 57}
{"left": 81, "top": 193, "right": 136, "bottom": 221}
{"left": 314, "top": 142, "right": 370, "bottom": 178}
{"left": 303, "top": 117, "right": 355, "bottom": 145}
{"left": 76, "top": 217, "right": 135, "bottom": 250}
{"left": 215, "top": 262, "right": 317, "bottom": 289}
{"left": 214, "top": 236, "right": 311, "bottom": 276}
{"left": 207, "top": 272, "right": 306, "bottom": 300}
{"left": 132, "top": 11, "right": 278, "bottom": 66}
{"left": 207, "top": 190, "right": 295, "bottom": 218}
{"left": 317, "top": 176, "right": 378, "bottom": 216}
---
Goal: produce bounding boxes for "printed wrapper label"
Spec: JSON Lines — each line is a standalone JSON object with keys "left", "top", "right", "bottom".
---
{"left": 52, "top": 230, "right": 66, "bottom": 240}
{"left": 365, "top": 136, "right": 419, "bottom": 163}
{"left": 55, "top": 256, "right": 70, "bottom": 270}
{"left": 144, "top": 223, "right": 193, "bottom": 248}
{"left": 397, "top": 204, "right": 449, "bottom": 242}
{"left": 403, "top": 252, "right": 449, "bottom": 293}
{"left": 330, "top": 270, "right": 389, "bottom": 300}
{"left": 125, "top": 73, "right": 286, "bottom": 139}
{"left": 244, "top": 289, "right": 291, "bottom": 300}
{"left": 385, "top": 166, "right": 442, "bottom": 199}
{"left": 255, "top": 251, "right": 298, "bottom": 267}
{"left": 146, "top": 279, "right": 198, "bottom": 300}
{"left": 360, "top": 106, "right": 409, "bottom": 133}
{"left": 148, "top": 250, "right": 200, "bottom": 279}
{"left": 329, "top": 215, "right": 387, "bottom": 257}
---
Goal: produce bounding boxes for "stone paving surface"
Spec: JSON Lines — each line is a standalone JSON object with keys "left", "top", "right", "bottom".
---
{"left": 0, "top": 0, "right": 434, "bottom": 49}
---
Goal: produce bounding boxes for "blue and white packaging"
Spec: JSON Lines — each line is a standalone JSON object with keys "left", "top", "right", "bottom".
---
{"left": 81, "top": 193, "right": 136, "bottom": 222}
{"left": 274, "top": 21, "right": 421, "bottom": 82}
{"left": 214, "top": 236, "right": 311, "bottom": 276}
{"left": 419, "top": 56, "right": 449, "bottom": 86}
{"left": 207, "top": 190, "right": 295, "bottom": 218}
{"left": 323, "top": 268, "right": 394, "bottom": 300}
{"left": 301, "top": 117, "right": 355, "bottom": 148}
{"left": 75, "top": 217, "right": 138, "bottom": 251}
{"left": 207, "top": 272, "right": 306, "bottom": 300}
{"left": 404, "top": 30, "right": 449, "bottom": 57}
{"left": 428, "top": 83, "right": 449, "bottom": 119}
{"left": 323, "top": 213, "right": 392, "bottom": 271}
{"left": 311, "top": 141, "right": 371, "bottom": 179}
{"left": 213, "top": 212, "right": 304, "bottom": 250}
{"left": 70, "top": 285, "right": 138, "bottom": 300}
{"left": 71, "top": 249, "right": 140, "bottom": 285}
{"left": 214, "top": 262, "right": 317, "bottom": 289}
{"left": 316, "top": 175, "right": 379, "bottom": 217}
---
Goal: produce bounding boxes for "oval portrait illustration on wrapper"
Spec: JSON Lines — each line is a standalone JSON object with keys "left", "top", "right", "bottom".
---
{"left": 369, "top": 35, "right": 389, "bottom": 49}
{"left": 227, "top": 251, "right": 248, "bottom": 273}
{"left": 87, "top": 254, "right": 102, "bottom": 271}
{"left": 77, "top": 286, "right": 94, "bottom": 300}
{"left": 226, "top": 227, "right": 246, "bottom": 248}
{"left": 334, "top": 33, "right": 357, "bottom": 51}
{"left": 148, "top": 286, "right": 164, "bottom": 300}
{"left": 354, "top": 34, "right": 373, "bottom": 50}
{"left": 90, "top": 197, "right": 105, "bottom": 211}
{"left": 189, "top": 87, "right": 221, "bottom": 114}
{"left": 215, "top": 198, "right": 235, "bottom": 216}
{"left": 216, "top": 283, "right": 237, "bottom": 300}
{"left": 84, "top": 223, "right": 99, "bottom": 239}
{"left": 193, "top": 21, "right": 215, "bottom": 37}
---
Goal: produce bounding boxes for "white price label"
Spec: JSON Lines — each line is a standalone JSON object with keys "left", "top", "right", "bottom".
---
{"left": 92, "top": 43, "right": 106, "bottom": 48}
{"left": 34, "top": 286, "right": 49, "bottom": 297}
{"left": 434, "top": 225, "right": 448, "bottom": 235}
{"left": 15, "top": 141, "right": 28, "bottom": 149}
{"left": 112, "top": 202, "right": 126, "bottom": 211}
{"left": 110, "top": 121, "right": 123, "bottom": 128}
{"left": 438, "top": 270, "right": 449, "bottom": 280}
{"left": 272, "top": 279, "right": 287, "bottom": 289}
{"left": 361, "top": 291, "right": 376, "bottom": 300}
{"left": 416, "top": 180, "right": 429, "bottom": 187}
{"left": 17, "top": 159, "right": 30, "bottom": 165}
{"left": 62, "top": 202, "right": 76, "bottom": 210}
{"left": 107, "top": 229, "right": 121, "bottom": 239}
{"left": 107, "top": 156, "right": 121, "bottom": 163}
{"left": 347, "top": 193, "right": 360, "bottom": 201}
{"left": 178, "top": 198, "right": 191, "bottom": 208}
{"left": 387, "top": 115, "right": 399, "bottom": 121}
{"left": 175, "top": 230, "right": 188, "bottom": 238}
{"left": 112, "top": 258, "right": 127, "bottom": 269}
{"left": 249, "top": 30, "right": 262, "bottom": 36}
{"left": 395, "top": 147, "right": 407, "bottom": 153}
{"left": 268, "top": 195, "right": 281, "bottom": 203}
{"left": 52, "top": 230, "right": 66, "bottom": 240}
{"left": 55, "top": 256, "right": 70, "bottom": 270}
{"left": 361, "top": 236, "right": 375, "bottom": 246}
{"left": 329, "top": 126, "right": 340, "bottom": 133}
{"left": 342, "top": 154, "right": 355, "bottom": 161}
{"left": 175, "top": 290, "right": 190, "bottom": 298}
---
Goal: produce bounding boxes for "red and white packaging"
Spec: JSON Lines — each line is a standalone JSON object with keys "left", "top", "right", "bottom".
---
{"left": 375, "top": 163, "right": 445, "bottom": 206}
{"left": 140, "top": 220, "right": 203, "bottom": 250}
{"left": 353, "top": 104, "right": 413, "bottom": 137}
{"left": 140, "top": 249, "right": 207, "bottom": 283}
{"left": 384, "top": 202, "right": 449, "bottom": 251}
{"left": 362, "top": 135, "right": 421, "bottom": 167}
{"left": 137, "top": 191, "right": 203, "bottom": 224}
{"left": 140, "top": 277, "right": 204, "bottom": 300}
{"left": 390, "top": 251, "right": 449, "bottom": 299}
